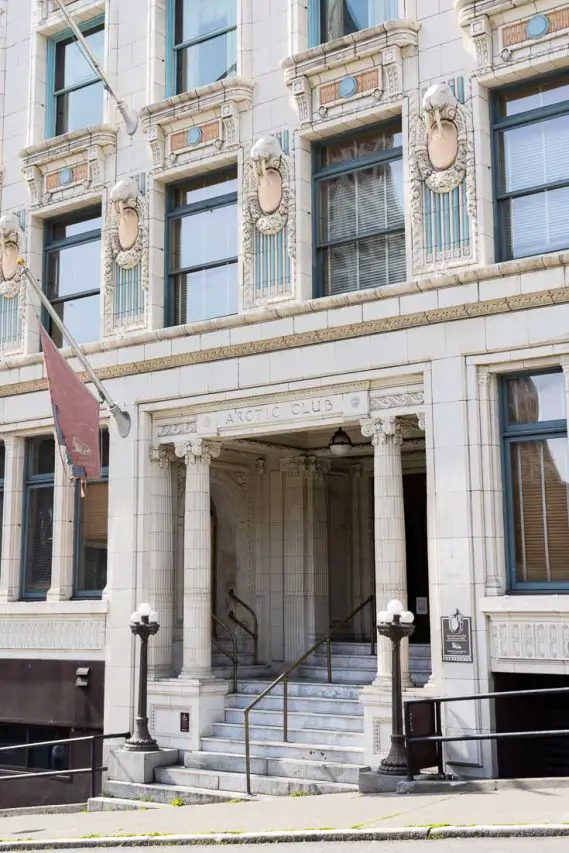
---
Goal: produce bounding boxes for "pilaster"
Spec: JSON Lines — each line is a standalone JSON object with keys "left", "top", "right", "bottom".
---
{"left": 47, "top": 451, "right": 75, "bottom": 601}
{"left": 305, "top": 457, "right": 330, "bottom": 645}
{"left": 0, "top": 437, "right": 25, "bottom": 602}
{"left": 253, "top": 458, "right": 271, "bottom": 663}
{"left": 175, "top": 437, "right": 221, "bottom": 680}
{"left": 281, "top": 457, "right": 307, "bottom": 661}
{"left": 360, "top": 417, "right": 410, "bottom": 688}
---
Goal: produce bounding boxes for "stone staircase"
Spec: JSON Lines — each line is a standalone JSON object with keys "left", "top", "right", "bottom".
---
{"left": 410, "top": 644, "right": 432, "bottom": 687}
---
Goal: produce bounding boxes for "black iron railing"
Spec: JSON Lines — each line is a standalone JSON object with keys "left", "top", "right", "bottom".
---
{"left": 212, "top": 613, "right": 239, "bottom": 692}
{"left": 404, "top": 686, "right": 569, "bottom": 779}
{"left": 228, "top": 589, "right": 259, "bottom": 665}
{"left": 0, "top": 732, "right": 130, "bottom": 799}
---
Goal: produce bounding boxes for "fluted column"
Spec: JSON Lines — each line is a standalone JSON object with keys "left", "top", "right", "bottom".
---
{"left": 0, "top": 437, "right": 25, "bottom": 602}
{"left": 282, "top": 457, "right": 307, "bottom": 661}
{"left": 305, "top": 457, "right": 330, "bottom": 645}
{"left": 176, "top": 437, "right": 221, "bottom": 680}
{"left": 361, "top": 417, "right": 410, "bottom": 688}
{"left": 254, "top": 458, "right": 272, "bottom": 663}
{"left": 145, "top": 444, "right": 176, "bottom": 678}
{"left": 47, "top": 451, "right": 75, "bottom": 601}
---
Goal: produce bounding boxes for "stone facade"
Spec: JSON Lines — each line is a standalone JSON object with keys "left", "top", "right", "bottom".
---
{"left": 1, "top": 0, "right": 569, "bottom": 789}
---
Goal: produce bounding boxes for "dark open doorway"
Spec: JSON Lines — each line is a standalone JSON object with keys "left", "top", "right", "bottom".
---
{"left": 404, "top": 472, "right": 430, "bottom": 645}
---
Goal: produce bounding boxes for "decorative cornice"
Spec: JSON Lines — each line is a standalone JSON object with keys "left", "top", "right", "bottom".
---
{"left": 156, "top": 421, "right": 197, "bottom": 438}
{"left": 19, "top": 125, "right": 117, "bottom": 166}
{"left": 2, "top": 285, "right": 569, "bottom": 398}
{"left": 370, "top": 391, "right": 424, "bottom": 410}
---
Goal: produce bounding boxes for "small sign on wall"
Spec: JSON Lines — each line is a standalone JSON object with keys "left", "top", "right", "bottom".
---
{"left": 441, "top": 609, "right": 473, "bottom": 663}
{"left": 180, "top": 712, "right": 190, "bottom": 733}
{"left": 416, "top": 597, "right": 428, "bottom": 615}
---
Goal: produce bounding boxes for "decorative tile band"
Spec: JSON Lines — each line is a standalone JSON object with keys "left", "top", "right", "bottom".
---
{"left": 1, "top": 285, "right": 568, "bottom": 400}
{"left": 319, "top": 69, "right": 380, "bottom": 106}
{"left": 502, "top": 8, "right": 569, "bottom": 48}
{"left": 491, "top": 619, "right": 569, "bottom": 662}
{"left": 45, "top": 162, "right": 89, "bottom": 192}
{"left": 170, "top": 120, "right": 221, "bottom": 152}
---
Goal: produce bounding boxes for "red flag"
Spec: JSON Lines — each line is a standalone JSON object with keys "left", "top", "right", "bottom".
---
{"left": 40, "top": 325, "right": 101, "bottom": 481}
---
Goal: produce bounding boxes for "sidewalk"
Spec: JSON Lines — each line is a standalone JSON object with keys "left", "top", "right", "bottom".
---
{"left": 1, "top": 784, "right": 569, "bottom": 847}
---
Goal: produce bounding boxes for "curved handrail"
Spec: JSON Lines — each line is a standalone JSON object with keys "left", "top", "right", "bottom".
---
{"left": 243, "top": 593, "right": 375, "bottom": 794}
{"left": 228, "top": 588, "right": 259, "bottom": 664}
{"left": 212, "top": 614, "right": 238, "bottom": 693}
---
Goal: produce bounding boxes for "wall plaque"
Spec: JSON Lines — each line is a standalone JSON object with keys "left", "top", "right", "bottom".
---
{"left": 442, "top": 609, "right": 472, "bottom": 663}
{"left": 180, "top": 712, "right": 190, "bottom": 733}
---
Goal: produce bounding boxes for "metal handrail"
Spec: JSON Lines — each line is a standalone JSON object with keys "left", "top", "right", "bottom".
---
{"left": 244, "top": 593, "right": 375, "bottom": 795}
{"left": 212, "top": 614, "right": 238, "bottom": 692}
{"left": 228, "top": 588, "right": 259, "bottom": 664}
{"left": 0, "top": 731, "right": 130, "bottom": 799}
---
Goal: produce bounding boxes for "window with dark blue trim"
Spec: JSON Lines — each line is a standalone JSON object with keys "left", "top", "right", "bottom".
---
{"left": 493, "top": 74, "right": 569, "bottom": 261}
{"left": 166, "top": 169, "right": 238, "bottom": 325}
{"left": 74, "top": 429, "right": 109, "bottom": 598}
{"left": 501, "top": 369, "right": 569, "bottom": 590}
{"left": 313, "top": 122, "right": 405, "bottom": 298}
{"left": 0, "top": 442, "right": 5, "bottom": 565}
{"left": 47, "top": 17, "right": 105, "bottom": 138}
{"left": 309, "top": 0, "right": 398, "bottom": 47}
{"left": 21, "top": 437, "right": 55, "bottom": 600}
{"left": 44, "top": 208, "right": 102, "bottom": 347}
{"left": 168, "top": 0, "right": 236, "bottom": 96}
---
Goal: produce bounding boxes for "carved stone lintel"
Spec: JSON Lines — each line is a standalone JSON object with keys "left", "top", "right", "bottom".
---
{"left": 370, "top": 391, "right": 425, "bottom": 411}
{"left": 360, "top": 417, "right": 403, "bottom": 447}
{"left": 175, "top": 436, "right": 221, "bottom": 466}
{"left": 157, "top": 421, "right": 197, "bottom": 439}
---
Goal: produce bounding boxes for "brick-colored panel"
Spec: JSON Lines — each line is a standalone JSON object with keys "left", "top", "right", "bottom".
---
{"left": 319, "top": 69, "right": 380, "bottom": 106}
{"left": 502, "top": 7, "right": 569, "bottom": 48}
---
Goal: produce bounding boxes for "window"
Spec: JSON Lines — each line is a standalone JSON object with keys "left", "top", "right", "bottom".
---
{"left": 493, "top": 74, "right": 569, "bottom": 261}
{"left": 169, "top": 0, "right": 236, "bottom": 95}
{"left": 22, "top": 437, "right": 55, "bottom": 599}
{"left": 75, "top": 430, "right": 109, "bottom": 597}
{"left": 312, "top": 0, "right": 398, "bottom": 46}
{"left": 314, "top": 124, "right": 405, "bottom": 297}
{"left": 167, "top": 170, "right": 238, "bottom": 325}
{"left": 44, "top": 209, "right": 102, "bottom": 347}
{"left": 48, "top": 19, "right": 105, "bottom": 137}
{"left": 501, "top": 370, "right": 569, "bottom": 590}
{"left": 0, "top": 724, "right": 70, "bottom": 772}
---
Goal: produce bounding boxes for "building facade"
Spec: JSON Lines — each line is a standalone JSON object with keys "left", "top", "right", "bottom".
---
{"left": 1, "top": 0, "right": 569, "bottom": 802}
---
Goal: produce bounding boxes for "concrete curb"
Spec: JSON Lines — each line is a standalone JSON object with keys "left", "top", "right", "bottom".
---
{"left": 0, "top": 825, "right": 569, "bottom": 848}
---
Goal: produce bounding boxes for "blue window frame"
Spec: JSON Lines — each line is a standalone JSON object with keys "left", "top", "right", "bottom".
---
{"left": 501, "top": 369, "right": 569, "bottom": 591}
{"left": 309, "top": 0, "right": 398, "bottom": 47}
{"left": 74, "top": 429, "right": 109, "bottom": 598}
{"left": 46, "top": 16, "right": 105, "bottom": 138}
{"left": 492, "top": 73, "right": 569, "bottom": 261}
{"left": 313, "top": 122, "right": 405, "bottom": 298}
{"left": 44, "top": 208, "right": 102, "bottom": 347}
{"left": 167, "top": 0, "right": 236, "bottom": 96}
{"left": 0, "top": 442, "right": 4, "bottom": 564}
{"left": 166, "top": 169, "right": 238, "bottom": 326}
{"left": 21, "top": 437, "right": 55, "bottom": 600}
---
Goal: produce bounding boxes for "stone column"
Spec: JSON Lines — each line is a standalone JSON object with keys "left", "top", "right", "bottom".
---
{"left": 254, "top": 458, "right": 272, "bottom": 664}
{"left": 282, "top": 457, "right": 307, "bottom": 661}
{"left": 305, "top": 457, "right": 330, "bottom": 645}
{"left": 361, "top": 417, "right": 410, "bottom": 688}
{"left": 145, "top": 444, "right": 176, "bottom": 678}
{"left": 175, "top": 437, "right": 221, "bottom": 680}
{"left": 0, "top": 437, "right": 25, "bottom": 602}
{"left": 47, "top": 451, "right": 75, "bottom": 601}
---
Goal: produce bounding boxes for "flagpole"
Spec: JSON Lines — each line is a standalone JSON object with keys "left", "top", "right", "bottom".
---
{"left": 52, "top": 0, "right": 138, "bottom": 136}
{"left": 17, "top": 259, "right": 131, "bottom": 439}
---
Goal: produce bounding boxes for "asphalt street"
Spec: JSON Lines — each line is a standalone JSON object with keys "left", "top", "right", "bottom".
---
{"left": 50, "top": 842, "right": 569, "bottom": 853}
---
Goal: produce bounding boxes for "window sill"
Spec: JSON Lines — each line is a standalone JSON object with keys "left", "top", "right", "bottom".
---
{"left": 140, "top": 77, "right": 254, "bottom": 176}
{"left": 19, "top": 125, "right": 118, "bottom": 211}
{"left": 456, "top": 0, "right": 569, "bottom": 81}
{"left": 482, "top": 595, "right": 569, "bottom": 615}
{"left": 282, "top": 20, "right": 419, "bottom": 137}
{"left": 0, "top": 599, "right": 108, "bottom": 616}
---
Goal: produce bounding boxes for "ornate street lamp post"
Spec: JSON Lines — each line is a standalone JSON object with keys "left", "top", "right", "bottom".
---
{"left": 376, "top": 599, "right": 415, "bottom": 776}
{"left": 125, "top": 603, "right": 160, "bottom": 752}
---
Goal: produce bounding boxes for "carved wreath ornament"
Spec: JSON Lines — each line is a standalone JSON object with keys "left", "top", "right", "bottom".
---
{"left": 0, "top": 214, "right": 25, "bottom": 299}
{"left": 243, "top": 136, "right": 292, "bottom": 236}
{"left": 414, "top": 82, "right": 468, "bottom": 194}
{"left": 108, "top": 177, "right": 146, "bottom": 270}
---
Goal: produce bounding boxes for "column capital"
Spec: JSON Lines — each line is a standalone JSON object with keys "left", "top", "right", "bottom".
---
{"left": 280, "top": 456, "right": 305, "bottom": 476}
{"left": 305, "top": 456, "right": 330, "bottom": 480}
{"left": 149, "top": 443, "right": 176, "bottom": 469}
{"left": 360, "top": 416, "right": 403, "bottom": 447}
{"left": 255, "top": 457, "right": 266, "bottom": 475}
{"left": 174, "top": 437, "right": 221, "bottom": 465}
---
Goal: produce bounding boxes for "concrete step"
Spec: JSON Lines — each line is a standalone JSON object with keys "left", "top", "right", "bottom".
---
{"left": 224, "top": 707, "right": 364, "bottom": 732}
{"left": 185, "top": 751, "right": 360, "bottom": 785}
{"left": 199, "top": 737, "right": 364, "bottom": 764}
{"left": 226, "top": 692, "right": 362, "bottom": 715}
{"left": 307, "top": 653, "right": 377, "bottom": 670}
{"left": 155, "top": 765, "right": 356, "bottom": 796}
{"left": 211, "top": 721, "right": 363, "bottom": 747}
{"left": 330, "top": 642, "right": 375, "bottom": 656}
{"left": 212, "top": 652, "right": 256, "bottom": 667}
{"left": 103, "top": 779, "right": 248, "bottom": 805}
{"left": 296, "top": 665, "right": 374, "bottom": 684}
{"left": 409, "top": 644, "right": 431, "bottom": 658}
{"left": 411, "top": 673, "right": 431, "bottom": 687}
{"left": 213, "top": 664, "right": 272, "bottom": 681}
{"left": 235, "top": 680, "right": 362, "bottom": 700}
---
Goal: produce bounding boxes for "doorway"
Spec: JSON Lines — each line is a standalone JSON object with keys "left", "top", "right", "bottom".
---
{"left": 403, "top": 472, "right": 430, "bottom": 644}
